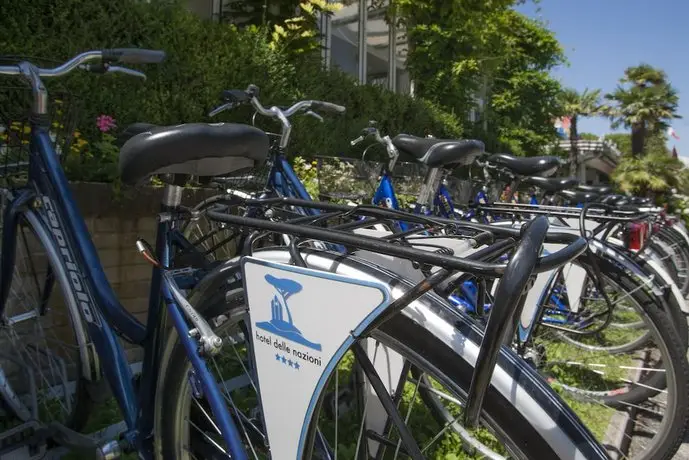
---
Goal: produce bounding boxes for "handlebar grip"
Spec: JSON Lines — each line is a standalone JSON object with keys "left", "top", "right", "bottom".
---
{"left": 222, "top": 89, "right": 250, "bottom": 103}
{"left": 351, "top": 136, "right": 364, "bottom": 146}
{"left": 312, "top": 101, "right": 346, "bottom": 114}
{"left": 246, "top": 84, "right": 260, "bottom": 98}
{"left": 102, "top": 49, "right": 166, "bottom": 64}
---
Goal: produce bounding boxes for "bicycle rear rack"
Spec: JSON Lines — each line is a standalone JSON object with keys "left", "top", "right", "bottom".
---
{"left": 204, "top": 196, "right": 587, "bottom": 425}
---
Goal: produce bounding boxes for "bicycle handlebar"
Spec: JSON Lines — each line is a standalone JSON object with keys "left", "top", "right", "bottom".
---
{"left": 311, "top": 100, "right": 346, "bottom": 115}
{"left": 350, "top": 124, "right": 400, "bottom": 168}
{"left": 0, "top": 49, "right": 164, "bottom": 115}
{"left": 101, "top": 48, "right": 166, "bottom": 65}
{"left": 210, "top": 84, "right": 345, "bottom": 149}
{"left": 351, "top": 126, "right": 384, "bottom": 147}
{"left": 249, "top": 96, "right": 345, "bottom": 119}
{"left": 0, "top": 49, "right": 165, "bottom": 78}
{"left": 214, "top": 85, "right": 345, "bottom": 119}
{"left": 0, "top": 51, "right": 101, "bottom": 77}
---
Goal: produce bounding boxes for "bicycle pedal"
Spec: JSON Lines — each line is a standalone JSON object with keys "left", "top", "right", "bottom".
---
{"left": 0, "top": 421, "right": 47, "bottom": 460}
{"left": 96, "top": 440, "right": 122, "bottom": 460}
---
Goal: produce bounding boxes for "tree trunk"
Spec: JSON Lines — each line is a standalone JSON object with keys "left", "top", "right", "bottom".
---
{"left": 631, "top": 123, "right": 646, "bottom": 156}
{"left": 569, "top": 116, "right": 579, "bottom": 178}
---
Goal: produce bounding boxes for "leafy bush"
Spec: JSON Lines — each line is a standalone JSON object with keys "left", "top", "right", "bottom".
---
{"left": 612, "top": 153, "right": 684, "bottom": 195}
{"left": 291, "top": 156, "right": 320, "bottom": 199}
{"left": 0, "top": 0, "right": 462, "bottom": 183}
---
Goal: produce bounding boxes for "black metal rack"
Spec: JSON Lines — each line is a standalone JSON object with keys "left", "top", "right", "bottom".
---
{"left": 204, "top": 195, "right": 588, "bottom": 426}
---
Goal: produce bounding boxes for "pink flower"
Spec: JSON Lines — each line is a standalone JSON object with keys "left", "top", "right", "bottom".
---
{"left": 96, "top": 115, "right": 117, "bottom": 133}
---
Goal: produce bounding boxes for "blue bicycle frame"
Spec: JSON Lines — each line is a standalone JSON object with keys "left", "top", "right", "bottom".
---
{"left": 270, "top": 153, "right": 319, "bottom": 212}
{"left": 0, "top": 122, "right": 249, "bottom": 458}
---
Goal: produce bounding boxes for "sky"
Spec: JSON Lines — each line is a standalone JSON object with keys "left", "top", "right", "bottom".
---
{"left": 516, "top": 0, "right": 689, "bottom": 163}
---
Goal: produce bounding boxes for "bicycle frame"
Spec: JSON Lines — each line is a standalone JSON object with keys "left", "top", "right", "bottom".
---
{"left": 0, "top": 125, "right": 248, "bottom": 458}
{"left": 270, "top": 153, "right": 316, "bottom": 209}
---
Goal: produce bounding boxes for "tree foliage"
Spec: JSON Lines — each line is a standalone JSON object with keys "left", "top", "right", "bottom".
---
{"left": 612, "top": 153, "right": 683, "bottom": 195}
{"left": 608, "top": 130, "right": 680, "bottom": 195}
{"left": 392, "top": 0, "right": 565, "bottom": 155}
{"left": 579, "top": 133, "right": 600, "bottom": 141}
{"left": 606, "top": 64, "right": 681, "bottom": 156}
{"left": 221, "top": 0, "right": 343, "bottom": 55}
{"left": 604, "top": 132, "right": 670, "bottom": 157}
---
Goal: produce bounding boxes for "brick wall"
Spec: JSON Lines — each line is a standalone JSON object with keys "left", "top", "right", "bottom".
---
{"left": 71, "top": 182, "right": 217, "bottom": 362}
{"left": 0, "top": 182, "right": 220, "bottom": 391}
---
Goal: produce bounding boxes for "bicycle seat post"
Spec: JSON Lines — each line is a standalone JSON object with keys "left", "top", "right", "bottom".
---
{"left": 161, "top": 174, "right": 184, "bottom": 209}
{"left": 417, "top": 167, "right": 443, "bottom": 212}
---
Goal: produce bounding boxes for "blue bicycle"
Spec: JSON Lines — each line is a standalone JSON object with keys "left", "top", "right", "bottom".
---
{"left": 0, "top": 49, "right": 280, "bottom": 458}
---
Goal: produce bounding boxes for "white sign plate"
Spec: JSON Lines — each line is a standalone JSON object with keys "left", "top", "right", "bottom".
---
{"left": 241, "top": 256, "right": 391, "bottom": 459}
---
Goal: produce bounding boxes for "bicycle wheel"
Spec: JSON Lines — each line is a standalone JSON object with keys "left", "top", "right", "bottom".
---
{"left": 156, "top": 252, "right": 609, "bottom": 460}
{"left": 0, "top": 200, "right": 92, "bottom": 430}
{"left": 436, "top": 250, "right": 689, "bottom": 459}
{"left": 645, "top": 239, "right": 683, "bottom": 289}
{"left": 528, "top": 254, "right": 689, "bottom": 459}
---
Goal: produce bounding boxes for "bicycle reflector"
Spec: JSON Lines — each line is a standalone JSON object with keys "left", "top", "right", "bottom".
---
{"left": 625, "top": 222, "right": 648, "bottom": 252}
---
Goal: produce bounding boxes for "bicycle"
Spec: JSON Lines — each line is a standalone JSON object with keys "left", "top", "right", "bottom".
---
{"left": 521, "top": 169, "right": 689, "bottom": 298}
{"left": 0, "top": 49, "right": 275, "bottom": 458}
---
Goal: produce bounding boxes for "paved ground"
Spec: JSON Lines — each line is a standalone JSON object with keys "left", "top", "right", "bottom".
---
{"left": 678, "top": 437, "right": 689, "bottom": 459}
{"left": 620, "top": 311, "right": 689, "bottom": 459}
{"left": 675, "top": 307, "right": 689, "bottom": 459}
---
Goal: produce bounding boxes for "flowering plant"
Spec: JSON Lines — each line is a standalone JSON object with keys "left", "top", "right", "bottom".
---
{"left": 96, "top": 115, "right": 117, "bottom": 133}
{"left": 63, "top": 114, "right": 121, "bottom": 183}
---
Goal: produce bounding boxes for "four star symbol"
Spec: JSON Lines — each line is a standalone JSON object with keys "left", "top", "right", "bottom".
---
{"left": 274, "top": 353, "right": 301, "bottom": 371}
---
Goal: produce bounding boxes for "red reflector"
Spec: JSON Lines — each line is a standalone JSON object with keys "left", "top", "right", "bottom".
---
{"left": 627, "top": 222, "right": 647, "bottom": 251}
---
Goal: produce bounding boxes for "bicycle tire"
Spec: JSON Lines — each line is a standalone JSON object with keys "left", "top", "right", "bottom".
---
{"left": 422, "top": 251, "right": 689, "bottom": 460}
{"left": 633, "top": 255, "right": 689, "bottom": 347}
{"left": 0, "top": 208, "right": 93, "bottom": 431}
{"left": 646, "top": 239, "right": 683, "bottom": 288}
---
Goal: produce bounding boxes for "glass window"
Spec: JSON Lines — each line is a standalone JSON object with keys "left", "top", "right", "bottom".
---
{"left": 366, "top": 1, "right": 390, "bottom": 87}
{"left": 331, "top": 1, "right": 361, "bottom": 79}
{"left": 327, "top": 0, "right": 410, "bottom": 93}
{"left": 395, "top": 27, "right": 410, "bottom": 94}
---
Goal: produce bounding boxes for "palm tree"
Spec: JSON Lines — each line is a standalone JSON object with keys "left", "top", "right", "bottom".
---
{"left": 606, "top": 64, "right": 681, "bottom": 156}
{"left": 612, "top": 152, "right": 684, "bottom": 196}
{"left": 559, "top": 88, "right": 605, "bottom": 177}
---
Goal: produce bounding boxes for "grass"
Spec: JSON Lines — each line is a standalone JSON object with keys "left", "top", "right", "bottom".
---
{"left": 533, "top": 281, "right": 648, "bottom": 440}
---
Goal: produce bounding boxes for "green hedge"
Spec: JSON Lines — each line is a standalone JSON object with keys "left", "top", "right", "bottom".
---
{"left": 1, "top": 0, "right": 462, "bottom": 182}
